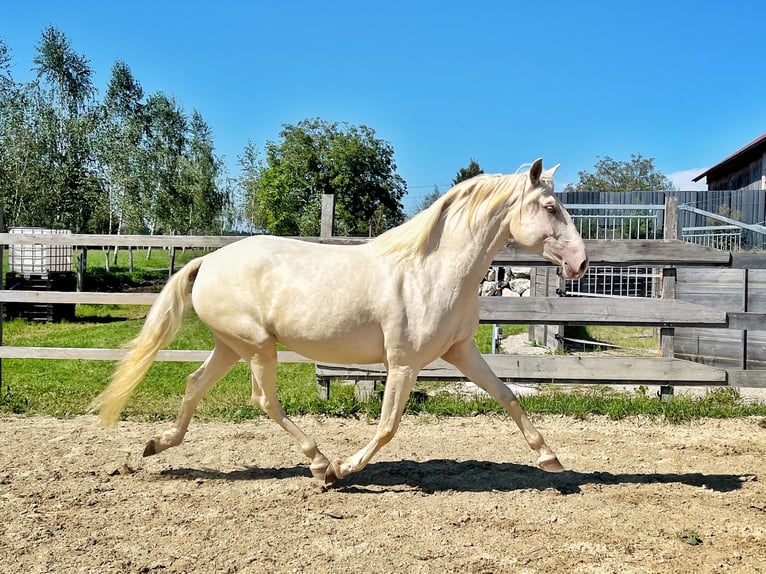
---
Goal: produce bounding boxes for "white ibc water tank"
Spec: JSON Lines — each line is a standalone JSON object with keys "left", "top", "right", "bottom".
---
{"left": 8, "top": 228, "right": 73, "bottom": 275}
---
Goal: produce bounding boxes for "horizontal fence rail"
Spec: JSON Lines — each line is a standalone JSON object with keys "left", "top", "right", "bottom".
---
{"left": 1, "top": 290, "right": 751, "bottom": 328}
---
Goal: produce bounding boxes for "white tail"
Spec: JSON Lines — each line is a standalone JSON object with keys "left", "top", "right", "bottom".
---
{"left": 89, "top": 257, "right": 205, "bottom": 426}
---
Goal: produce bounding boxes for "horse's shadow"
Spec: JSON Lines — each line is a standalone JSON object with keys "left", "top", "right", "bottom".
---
{"left": 159, "top": 459, "right": 751, "bottom": 495}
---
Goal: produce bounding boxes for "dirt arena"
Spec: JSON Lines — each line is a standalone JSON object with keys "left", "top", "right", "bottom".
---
{"left": 1, "top": 414, "right": 764, "bottom": 573}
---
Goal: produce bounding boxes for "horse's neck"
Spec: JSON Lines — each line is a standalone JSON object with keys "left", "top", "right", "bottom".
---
{"left": 424, "top": 215, "right": 510, "bottom": 295}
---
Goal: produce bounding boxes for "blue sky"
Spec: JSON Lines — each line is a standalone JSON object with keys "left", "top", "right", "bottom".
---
{"left": 3, "top": 1, "right": 766, "bottom": 213}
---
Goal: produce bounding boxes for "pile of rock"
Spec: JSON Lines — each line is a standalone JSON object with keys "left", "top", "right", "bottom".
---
{"left": 479, "top": 266, "right": 531, "bottom": 297}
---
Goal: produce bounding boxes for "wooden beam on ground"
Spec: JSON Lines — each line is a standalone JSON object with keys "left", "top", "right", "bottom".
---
{"left": 316, "top": 355, "right": 728, "bottom": 386}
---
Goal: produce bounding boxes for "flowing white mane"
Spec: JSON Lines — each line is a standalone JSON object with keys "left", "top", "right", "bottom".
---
{"left": 371, "top": 172, "right": 532, "bottom": 260}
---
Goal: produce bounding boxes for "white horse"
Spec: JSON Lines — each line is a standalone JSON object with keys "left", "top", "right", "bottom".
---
{"left": 91, "top": 158, "right": 588, "bottom": 486}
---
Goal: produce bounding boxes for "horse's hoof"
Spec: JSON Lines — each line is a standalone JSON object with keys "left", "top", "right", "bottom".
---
{"left": 538, "top": 455, "right": 565, "bottom": 473}
{"left": 322, "top": 459, "right": 344, "bottom": 487}
{"left": 143, "top": 440, "right": 158, "bottom": 457}
{"left": 310, "top": 460, "right": 329, "bottom": 481}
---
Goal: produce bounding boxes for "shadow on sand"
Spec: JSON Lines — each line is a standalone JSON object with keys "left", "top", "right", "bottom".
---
{"left": 159, "top": 458, "right": 751, "bottom": 495}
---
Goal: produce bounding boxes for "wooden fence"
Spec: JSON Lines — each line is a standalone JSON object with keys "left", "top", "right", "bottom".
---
{"left": 0, "top": 231, "right": 763, "bottom": 400}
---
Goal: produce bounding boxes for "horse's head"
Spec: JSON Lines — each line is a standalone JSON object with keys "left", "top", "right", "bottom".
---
{"left": 509, "top": 159, "right": 588, "bottom": 280}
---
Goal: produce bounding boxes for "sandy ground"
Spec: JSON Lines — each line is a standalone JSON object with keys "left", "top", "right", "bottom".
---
{"left": 1, "top": 413, "right": 764, "bottom": 574}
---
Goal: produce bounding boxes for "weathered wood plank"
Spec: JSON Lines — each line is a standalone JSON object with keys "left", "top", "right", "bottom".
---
{"left": 727, "top": 370, "right": 766, "bottom": 388}
{"left": 729, "top": 252, "right": 766, "bottom": 269}
{"left": 478, "top": 297, "right": 728, "bottom": 327}
{"left": 0, "top": 235, "right": 737, "bottom": 266}
{"left": 0, "top": 233, "right": 239, "bottom": 249}
{"left": 727, "top": 312, "right": 766, "bottom": 331}
{"left": 495, "top": 240, "right": 731, "bottom": 266}
{"left": 0, "top": 233, "right": 369, "bottom": 249}
{"left": 0, "top": 291, "right": 158, "bottom": 305}
{"left": 315, "top": 356, "right": 728, "bottom": 385}
{"left": 0, "top": 291, "right": 735, "bottom": 329}
{"left": 0, "top": 347, "right": 311, "bottom": 363}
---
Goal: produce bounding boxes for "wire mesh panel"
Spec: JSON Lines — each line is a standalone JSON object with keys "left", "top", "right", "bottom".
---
{"left": 563, "top": 204, "right": 664, "bottom": 298}
{"left": 566, "top": 204, "right": 663, "bottom": 240}
{"left": 565, "top": 266, "right": 661, "bottom": 298}
{"left": 681, "top": 226, "right": 743, "bottom": 251}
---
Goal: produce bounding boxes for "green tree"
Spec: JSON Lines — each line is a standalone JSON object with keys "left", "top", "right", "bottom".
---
{"left": 452, "top": 158, "right": 484, "bottom": 186}
{"left": 1, "top": 29, "right": 102, "bottom": 231}
{"left": 180, "top": 110, "right": 228, "bottom": 234}
{"left": 243, "top": 118, "right": 406, "bottom": 236}
{"left": 238, "top": 140, "right": 264, "bottom": 231}
{"left": 414, "top": 184, "right": 442, "bottom": 213}
{"left": 1, "top": 29, "right": 231, "bottom": 236}
{"left": 563, "top": 154, "right": 675, "bottom": 193}
{"left": 141, "top": 92, "right": 187, "bottom": 235}
{"left": 0, "top": 38, "right": 11, "bottom": 91}
{"left": 0, "top": 39, "right": 27, "bottom": 221}
{"left": 29, "top": 26, "right": 103, "bottom": 232}
{"left": 96, "top": 60, "right": 146, "bottom": 235}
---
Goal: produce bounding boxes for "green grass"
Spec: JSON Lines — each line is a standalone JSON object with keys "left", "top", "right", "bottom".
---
{"left": 77, "top": 248, "right": 209, "bottom": 292}
{"left": 565, "top": 325, "right": 660, "bottom": 353}
{"left": 1, "top": 307, "right": 765, "bottom": 422}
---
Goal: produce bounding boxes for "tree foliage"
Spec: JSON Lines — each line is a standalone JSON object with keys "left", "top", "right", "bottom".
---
{"left": 452, "top": 158, "right": 484, "bottom": 186}
{"left": 1, "top": 29, "right": 409, "bottom": 237}
{"left": 563, "top": 154, "right": 675, "bottom": 193}
{"left": 0, "top": 27, "right": 228, "bottom": 235}
{"left": 2, "top": 26, "right": 103, "bottom": 232}
{"left": 414, "top": 184, "right": 442, "bottom": 213}
{"left": 243, "top": 118, "right": 406, "bottom": 236}
{"left": 97, "top": 59, "right": 145, "bottom": 234}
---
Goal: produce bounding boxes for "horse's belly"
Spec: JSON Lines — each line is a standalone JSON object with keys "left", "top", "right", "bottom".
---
{"left": 279, "top": 328, "right": 385, "bottom": 364}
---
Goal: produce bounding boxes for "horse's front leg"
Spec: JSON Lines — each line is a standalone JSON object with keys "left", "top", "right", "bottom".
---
{"left": 324, "top": 365, "right": 417, "bottom": 486}
{"left": 442, "top": 339, "right": 564, "bottom": 472}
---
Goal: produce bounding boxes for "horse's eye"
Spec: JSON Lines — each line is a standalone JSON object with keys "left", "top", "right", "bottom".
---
{"left": 545, "top": 204, "right": 556, "bottom": 214}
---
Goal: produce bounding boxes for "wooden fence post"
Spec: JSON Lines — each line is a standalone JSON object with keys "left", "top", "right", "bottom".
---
{"left": 76, "top": 248, "right": 87, "bottom": 292}
{"left": 742, "top": 268, "right": 749, "bottom": 370}
{"left": 659, "top": 194, "right": 679, "bottom": 399}
{"left": 0, "top": 208, "right": 3, "bottom": 392}
{"left": 554, "top": 268, "right": 566, "bottom": 353}
{"left": 660, "top": 267, "right": 677, "bottom": 399}
{"left": 320, "top": 194, "right": 335, "bottom": 239}
{"left": 528, "top": 267, "right": 537, "bottom": 343}
{"left": 664, "top": 195, "right": 678, "bottom": 240}
{"left": 169, "top": 246, "right": 176, "bottom": 278}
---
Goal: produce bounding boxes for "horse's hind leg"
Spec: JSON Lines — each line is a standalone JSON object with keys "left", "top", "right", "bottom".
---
{"left": 144, "top": 338, "right": 239, "bottom": 457}
{"left": 248, "top": 350, "right": 331, "bottom": 481}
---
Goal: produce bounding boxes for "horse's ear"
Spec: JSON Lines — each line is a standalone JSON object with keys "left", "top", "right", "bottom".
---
{"left": 530, "top": 158, "right": 543, "bottom": 186}
{"left": 544, "top": 163, "right": 561, "bottom": 178}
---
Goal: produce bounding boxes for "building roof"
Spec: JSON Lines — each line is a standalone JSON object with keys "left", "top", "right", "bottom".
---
{"left": 692, "top": 132, "right": 766, "bottom": 182}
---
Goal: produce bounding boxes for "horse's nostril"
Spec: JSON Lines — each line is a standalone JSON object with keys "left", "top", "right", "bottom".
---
{"left": 578, "top": 258, "right": 589, "bottom": 276}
